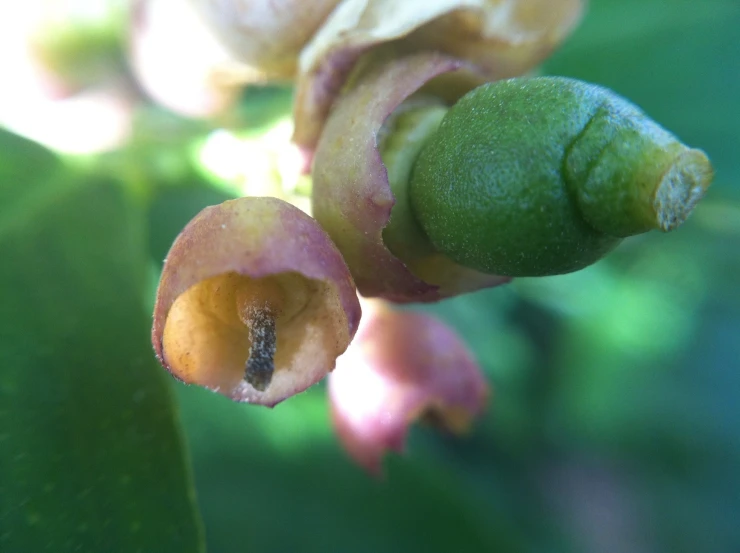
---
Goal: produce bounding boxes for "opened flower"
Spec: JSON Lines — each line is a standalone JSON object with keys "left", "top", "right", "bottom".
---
{"left": 152, "top": 196, "right": 361, "bottom": 406}
{"left": 329, "top": 299, "right": 489, "bottom": 475}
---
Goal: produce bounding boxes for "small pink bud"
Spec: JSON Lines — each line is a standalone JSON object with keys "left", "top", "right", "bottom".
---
{"left": 329, "top": 299, "right": 489, "bottom": 475}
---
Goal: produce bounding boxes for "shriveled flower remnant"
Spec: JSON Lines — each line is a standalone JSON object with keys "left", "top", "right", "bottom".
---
{"left": 329, "top": 300, "right": 488, "bottom": 475}
{"left": 145, "top": 0, "right": 713, "bottom": 474}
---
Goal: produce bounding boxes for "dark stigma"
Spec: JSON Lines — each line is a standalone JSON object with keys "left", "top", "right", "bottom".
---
{"left": 244, "top": 308, "right": 277, "bottom": 391}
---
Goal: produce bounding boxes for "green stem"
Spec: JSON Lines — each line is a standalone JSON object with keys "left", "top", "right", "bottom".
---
{"left": 564, "top": 104, "right": 713, "bottom": 237}
{"left": 653, "top": 148, "right": 713, "bottom": 231}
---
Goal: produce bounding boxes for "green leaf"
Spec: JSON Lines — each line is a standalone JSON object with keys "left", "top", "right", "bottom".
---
{"left": 0, "top": 128, "right": 61, "bottom": 218}
{"left": 0, "top": 134, "right": 203, "bottom": 552}
{"left": 177, "top": 385, "right": 539, "bottom": 553}
{"left": 147, "top": 181, "right": 237, "bottom": 267}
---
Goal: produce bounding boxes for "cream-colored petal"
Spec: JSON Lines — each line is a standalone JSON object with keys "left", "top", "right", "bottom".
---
{"left": 190, "top": 0, "right": 342, "bottom": 80}
{"left": 294, "top": 0, "right": 586, "bottom": 148}
{"left": 130, "top": 0, "right": 242, "bottom": 117}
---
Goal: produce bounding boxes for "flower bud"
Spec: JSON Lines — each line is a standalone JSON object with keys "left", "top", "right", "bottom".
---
{"left": 329, "top": 299, "right": 489, "bottom": 475}
{"left": 152, "top": 196, "right": 361, "bottom": 406}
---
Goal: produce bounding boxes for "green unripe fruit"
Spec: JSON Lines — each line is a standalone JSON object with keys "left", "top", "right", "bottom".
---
{"left": 409, "top": 77, "right": 713, "bottom": 277}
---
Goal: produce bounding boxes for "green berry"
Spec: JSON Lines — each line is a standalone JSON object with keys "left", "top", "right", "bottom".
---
{"left": 409, "top": 77, "right": 713, "bottom": 277}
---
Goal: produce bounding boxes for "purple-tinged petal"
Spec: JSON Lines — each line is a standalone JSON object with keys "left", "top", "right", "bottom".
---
{"left": 312, "top": 52, "right": 508, "bottom": 302}
{"left": 293, "top": 0, "right": 586, "bottom": 150}
{"left": 152, "top": 196, "right": 361, "bottom": 407}
{"left": 329, "top": 299, "right": 489, "bottom": 475}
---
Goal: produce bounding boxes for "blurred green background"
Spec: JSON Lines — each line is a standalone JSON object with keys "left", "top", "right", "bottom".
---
{"left": 1, "top": 0, "right": 738, "bottom": 552}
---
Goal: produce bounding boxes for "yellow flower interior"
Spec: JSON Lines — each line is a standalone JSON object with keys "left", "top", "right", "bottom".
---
{"left": 162, "top": 271, "right": 347, "bottom": 397}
